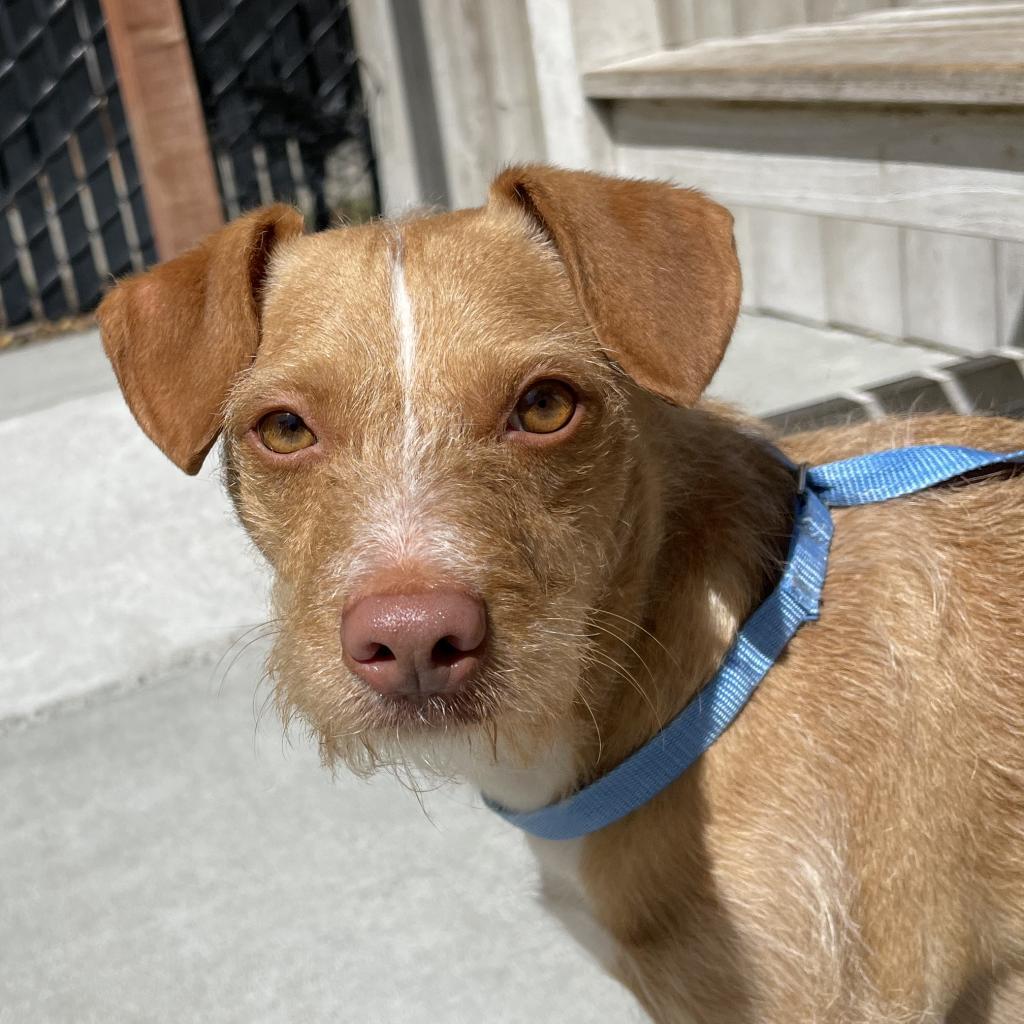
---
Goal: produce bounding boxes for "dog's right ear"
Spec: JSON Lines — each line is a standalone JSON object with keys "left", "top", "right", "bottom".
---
{"left": 97, "top": 204, "right": 304, "bottom": 475}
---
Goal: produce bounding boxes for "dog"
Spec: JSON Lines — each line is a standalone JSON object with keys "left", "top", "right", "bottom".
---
{"left": 98, "top": 165, "right": 1024, "bottom": 1022}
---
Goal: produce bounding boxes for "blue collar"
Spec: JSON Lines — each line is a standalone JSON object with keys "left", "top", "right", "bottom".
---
{"left": 486, "top": 443, "right": 1024, "bottom": 840}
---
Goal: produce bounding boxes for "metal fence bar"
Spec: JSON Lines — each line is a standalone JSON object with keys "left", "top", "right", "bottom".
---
{"left": 4, "top": 207, "right": 45, "bottom": 324}
{"left": 73, "top": 0, "right": 145, "bottom": 272}
{"left": 65, "top": 131, "right": 111, "bottom": 283}
{"left": 180, "top": 0, "right": 378, "bottom": 228}
{"left": 0, "top": 0, "right": 155, "bottom": 332}
{"left": 215, "top": 149, "right": 242, "bottom": 220}
{"left": 37, "top": 170, "right": 81, "bottom": 312}
{"left": 251, "top": 143, "right": 275, "bottom": 207}
{"left": 285, "top": 136, "right": 316, "bottom": 221}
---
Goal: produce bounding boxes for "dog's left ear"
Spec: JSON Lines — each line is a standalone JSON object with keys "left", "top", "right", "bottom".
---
{"left": 490, "top": 165, "right": 740, "bottom": 406}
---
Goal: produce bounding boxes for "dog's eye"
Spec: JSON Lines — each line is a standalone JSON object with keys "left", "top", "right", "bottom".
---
{"left": 509, "top": 380, "right": 576, "bottom": 434}
{"left": 256, "top": 411, "right": 317, "bottom": 454}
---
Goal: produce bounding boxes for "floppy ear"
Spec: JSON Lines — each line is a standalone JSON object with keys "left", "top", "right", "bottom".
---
{"left": 489, "top": 165, "right": 740, "bottom": 406}
{"left": 97, "top": 204, "right": 304, "bottom": 474}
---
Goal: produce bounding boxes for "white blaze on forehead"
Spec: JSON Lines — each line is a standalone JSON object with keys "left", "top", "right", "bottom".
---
{"left": 390, "top": 238, "right": 418, "bottom": 452}
{"left": 352, "top": 229, "right": 437, "bottom": 581}
{"left": 339, "top": 232, "right": 477, "bottom": 590}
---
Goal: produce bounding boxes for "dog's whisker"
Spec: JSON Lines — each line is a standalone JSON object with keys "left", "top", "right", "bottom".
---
{"left": 574, "top": 687, "right": 604, "bottom": 767}
{"left": 252, "top": 674, "right": 278, "bottom": 740}
{"left": 536, "top": 618, "right": 661, "bottom": 725}
{"left": 581, "top": 650, "right": 661, "bottom": 733}
{"left": 579, "top": 616, "right": 660, "bottom": 684}
{"left": 592, "top": 608, "right": 685, "bottom": 673}
{"left": 211, "top": 620, "right": 282, "bottom": 694}
{"left": 215, "top": 627, "right": 281, "bottom": 696}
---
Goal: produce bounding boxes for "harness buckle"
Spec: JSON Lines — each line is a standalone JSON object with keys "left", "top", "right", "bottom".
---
{"left": 793, "top": 462, "right": 809, "bottom": 497}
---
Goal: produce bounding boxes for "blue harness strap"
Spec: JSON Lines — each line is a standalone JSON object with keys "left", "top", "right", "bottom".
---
{"left": 807, "top": 444, "right": 1024, "bottom": 508}
{"left": 487, "top": 444, "right": 1024, "bottom": 841}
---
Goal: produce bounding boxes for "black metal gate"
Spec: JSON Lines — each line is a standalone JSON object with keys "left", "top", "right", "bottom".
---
{"left": 180, "top": 0, "right": 377, "bottom": 230}
{"left": 0, "top": 0, "right": 155, "bottom": 332}
{"left": 1, "top": 0, "right": 375, "bottom": 336}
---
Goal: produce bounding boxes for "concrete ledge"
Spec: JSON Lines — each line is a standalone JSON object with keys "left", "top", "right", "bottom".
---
{"left": 763, "top": 347, "right": 1024, "bottom": 433}
{"left": 0, "top": 383, "right": 269, "bottom": 721}
{"left": 0, "top": 329, "right": 116, "bottom": 421}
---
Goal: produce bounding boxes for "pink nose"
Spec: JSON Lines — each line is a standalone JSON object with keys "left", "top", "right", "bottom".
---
{"left": 341, "top": 591, "right": 487, "bottom": 698}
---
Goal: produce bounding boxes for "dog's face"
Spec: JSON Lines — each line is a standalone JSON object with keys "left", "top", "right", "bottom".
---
{"left": 223, "top": 210, "right": 636, "bottom": 772}
{"left": 98, "top": 166, "right": 740, "bottom": 785}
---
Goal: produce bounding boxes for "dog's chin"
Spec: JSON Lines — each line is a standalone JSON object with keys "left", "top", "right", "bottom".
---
{"left": 365, "top": 683, "right": 501, "bottom": 731}
{"left": 272, "top": 617, "right": 591, "bottom": 783}
{"left": 279, "top": 657, "right": 580, "bottom": 785}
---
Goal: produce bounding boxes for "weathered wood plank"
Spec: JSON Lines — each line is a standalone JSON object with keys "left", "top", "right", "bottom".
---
{"left": 611, "top": 101, "right": 1024, "bottom": 241}
{"left": 849, "top": 1, "right": 1024, "bottom": 23}
{"left": 806, "top": 0, "right": 896, "bottom": 22}
{"left": 655, "top": 0, "right": 696, "bottom": 46}
{"left": 730, "top": 205, "right": 758, "bottom": 310}
{"left": 421, "top": 0, "right": 496, "bottom": 207}
{"left": 100, "top": 0, "right": 222, "bottom": 258}
{"left": 583, "top": 6, "right": 1024, "bottom": 106}
{"left": 588, "top": 62, "right": 1024, "bottom": 108}
{"left": 779, "top": 16, "right": 1024, "bottom": 37}
{"left": 524, "top": 0, "right": 668, "bottom": 170}
{"left": 652, "top": 0, "right": 742, "bottom": 44}
{"left": 823, "top": 218, "right": 904, "bottom": 338}
{"left": 747, "top": 208, "right": 828, "bottom": 323}
{"left": 734, "top": 0, "right": 810, "bottom": 35}
{"left": 691, "top": 0, "right": 737, "bottom": 39}
{"left": 523, "top": 0, "right": 605, "bottom": 169}
{"left": 350, "top": 0, "right": 447, "bottom": 212}
{"left": 902, "top": 228, "right": 998, "bottom": 352}
{"left": 996, "top": 240, "right": 1024, "bottom": 346}
{"left": 569, "top": 0, "right": 663, "bottom": 71}
{"left": 479, "top": 0, "right": 546, "bottom": 166}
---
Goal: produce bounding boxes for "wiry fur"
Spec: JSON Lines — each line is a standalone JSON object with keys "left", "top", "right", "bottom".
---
{"left": 583, "top": 415, "right": 1024, "bottom": 1024}
{"left": 99, "top": 167, "right": 1024, "bottom": 1023}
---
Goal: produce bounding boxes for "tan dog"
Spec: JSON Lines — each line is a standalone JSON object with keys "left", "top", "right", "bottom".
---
{"left": 98, "top": 165, "right": 1024, "bottom": 1023}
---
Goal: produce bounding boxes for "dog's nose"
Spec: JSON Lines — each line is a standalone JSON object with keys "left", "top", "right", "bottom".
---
{"left": 341, "top": 591, "right": 487, "bottom": 698}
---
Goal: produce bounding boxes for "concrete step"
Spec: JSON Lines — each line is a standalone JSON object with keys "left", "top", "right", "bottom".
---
{"left": 708, "top": 313, "right": 951, "bottom": 416}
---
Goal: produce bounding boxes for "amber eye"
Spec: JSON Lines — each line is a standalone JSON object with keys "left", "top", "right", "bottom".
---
{"left": 256, "top": 411, "right": 317, "bottom": 454}
{"left": 509, "top": 380, "right": 577, "bottom": 434}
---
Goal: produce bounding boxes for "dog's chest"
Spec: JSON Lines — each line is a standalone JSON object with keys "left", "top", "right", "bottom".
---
{"left": 527, "top": 835, "right": 619, "bottom": 972}
{"left": 461, "top": 741, "right": 621, "bottom": 971}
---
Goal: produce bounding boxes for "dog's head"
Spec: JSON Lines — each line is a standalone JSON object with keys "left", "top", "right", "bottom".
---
{"left": 99, "top": 166, "right": 740, "bottom": 792}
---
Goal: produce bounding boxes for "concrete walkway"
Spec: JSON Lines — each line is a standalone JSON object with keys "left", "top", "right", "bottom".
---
{"left": 0, "top": 649, "right": 639, "bottom": 1024}
{"left": 0, "top": 321, "right": 945, "bottom": 1022}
